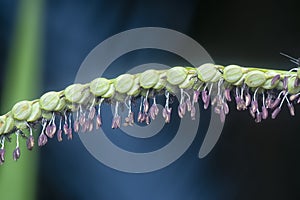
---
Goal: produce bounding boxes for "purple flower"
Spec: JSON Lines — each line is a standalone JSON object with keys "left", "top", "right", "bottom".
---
{"left": 149, "top": 104, "right": 159, "bottom": 120}
{"left": 13, "top": 147, "right": 20, "bottom": 161}
{"left": 202, "top": 90, "right": 208, "bottom": 104}
{"left": 186, "top": 99, "right": 192, "bottom": 111}
{"left": 26, "top": 135, "right": 35, "bottom": 150}
{"left": 271, "top": 107, "right": 281, "bottom": 119}
{"left": 224, "top": 89, "right": 231, "bottom": 102}
{"left": 178, "top": 102, "right": 186, "bottom": 118}
{"left": 74, "top": 119, "right": 80, "bottom": 132}
{"left": 143, "top": 99, "right": 149, "bottom": 113}
{"left": 96, "top": 115, "right": 102, "bottom": 129}
{"left": 162, "top": 107, "right": 172, "bottom": 123}
{"left": 251, "top": 100, "right": 258, "bottom": 113}
{"left": 271, "top": 74, "right": 280, "bottom": 85}
{"left": 111, "top": 115, "right": 121, "bottom": 129}
{"left": 204, "top": 95, "right": 210, "bottom": 109}
{"left": 193, "top": 90, "right": 200, "bottom": 103}
{"left": 45, "top": 124, "right": 56, "bottom": 138}
{"left": 255, "top": 112, "right": 262, "bottom": 123}
{"left": 0, "top": 149, "right": 5, "bottom": 165}
{"left": 38, "top": 132, "right": 48, "bottom": 146}
{"left": 262, "top": 106, "right": 268, "bottom": 119}
{"left": 190, "top": 106, "right": 196, "bottom": 120}
{"left": 219, "top": 108, "right": 226, "bottom": 123}
{"left": 288, "top": 103, "right": 295, "bottom": 116}
{"left": 270, "top": 98, "right": 280, "bottom": 109}
{"left": 88, "top": 107, "right": 96, "bottom": 119}
{"left": 57, "top": 129, "right": 63, "bottom": 142}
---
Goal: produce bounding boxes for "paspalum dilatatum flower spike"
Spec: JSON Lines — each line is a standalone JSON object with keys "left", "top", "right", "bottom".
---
{"left": 1, "top": 58, "right": 300, "bottom": 164}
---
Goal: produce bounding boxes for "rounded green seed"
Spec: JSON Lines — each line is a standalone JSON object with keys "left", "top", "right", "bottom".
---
{"left": 3, "top": 115, "right": 14, "bottom": 133}
{"left": 77, "top": 87, "right": 92, "bottom": 105}
{"left": 12, "top": 101, "right": 32, "bottom": 121}
{"left": 40, "top": 91, "right": 60, "bottom": 111}
{"left": 102, "top": 83, "right": 115, "bottom": 98}
{"left": 210, "top": 69, "right": 222, "bottom": 83}
{"left": 244, "top": 70, "right": 266, "bottom": 88}
{"left": 223, "top": 65, "right": 243, "bottom": 83}
{"left": 42, "top": 111, "right": 53, "bottom": 120}
{"left": 165, "top": 82, "right": 179, "bottom": 94}
{"left": 114, "top": 74, "right": 134, "bottom": 94}
{"left": 179, "top": 74, "right": 195, "bottom": 89}
{"left": 140, "top": 69, "right": 159, "bottom": 89}
{"left": 15, "top": 120, "right": 27, "bottom": 130}
{"left": 65, "top": 84, "right": 86, "bottom": 103}
{"left": 0, "top": 116, "right": 6, "bottom": 135}
{"left": 262, "top": 78, "right": 277, "bottom": 90}
{"left": 54, "top": 97, "right": 66, "bottom": 112}
{"left": 90, "top": 78, "right": 110, "bottom": 97}
{"left": 166, "top": 66, "right": 187, "bottom": 85}
{"left": 27, "top": 102, "right": 42, "bottom": 122}
{"left": 197, "top": 63, "right": 217, "bottom": 82}
{"left": 127, "top": 76, "right": 141, "bottom": 96}
{"left": 288, "top": 76, "right": 300, "bottom": 94}
{"left": 153, "top": 72, "right": 167, "bottom": 90}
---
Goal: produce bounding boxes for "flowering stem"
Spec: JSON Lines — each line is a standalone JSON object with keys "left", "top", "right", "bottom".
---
{"left": 0, "top": 63, "right": 300, "bottom": 164}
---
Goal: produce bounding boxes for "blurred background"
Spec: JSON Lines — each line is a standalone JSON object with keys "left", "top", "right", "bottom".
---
{"left": 0, "top": 0, "right": 300, "bottom": 200}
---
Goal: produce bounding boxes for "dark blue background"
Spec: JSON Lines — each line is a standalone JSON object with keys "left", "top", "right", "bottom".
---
{"left": 1, "top": 1, "right": 300, "bottom": 199}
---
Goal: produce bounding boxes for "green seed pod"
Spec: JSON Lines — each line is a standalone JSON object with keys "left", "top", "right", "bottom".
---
{"left": 54, "top": 97, "right": 66, "bottom": 112}
{"left": 40, "top": 91, "right": 60, "bottom": 111}
{"left": 3, "top": 115, "right": 14, "bottom": 133}
{"left": 165, "top": 82, "right": 179, "bottom": 94}
{"left": 244, "top": 70, "right": 267, "bottom": 88}
{"left": 12, "top": 100, "right": 32, "bottom": 121}
{"left": 127, "top": 76, "right": 141, "bottom": 96}
{"left": 114, "top": 74, "right": 134, "bottom": 94}
{"left": 262, "top": 78, "right": 277, "bottom": 90}
{"left": 65, "top": 84, "right": 85, "bottom": 103}
{"left": 42, "top": 111, "right": 53, "bottom": 120}
{"left": 179, "top": 74, "right": 195, "bottom": 89}
{"left": 27, "top": 101, "right": 42, "bottom": 122}
{"left": 140, "top": 69, "right": 159, "bottom": 89}
{"left": 153, "top": 71, "right": 167, "bottom": 90}
{"left": 197, "top": 63, "right": 217, "bottom": 82}
{"left": 288, "top": 76, "right": 300, "bottom": 94}
{"left": 114, "top": 93, "right": 126, "bottom": 102}
{"left": 102, "top": 83, "right": 115, "bottom": 98}
{"left": 223, "top": 65, "right": 243, "bottom": 83}
{"left": 77, "top": 87, "right": 92, "bottom": 105}
{"left": 0, "top": 116, "right": 6, "bottom": 135}
{"left": 90, "top": 78, "right": 110, "bottom": 97}
{"left": 15, "top": 120, "right": 27, "bottom": 130}
{"left": 210, "top": 67, "right": 222, "bottom": 83}
{"left": 166, "top": 66, "right": 187, "bottom": 85}
{"left": 232, "top": 74, "right": 246, "bottom": 86}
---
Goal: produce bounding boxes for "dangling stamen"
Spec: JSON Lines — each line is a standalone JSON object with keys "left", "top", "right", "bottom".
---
{"left": 57, "top": 116, "right": 63, "bottom": 142}
{"left": 74, "top": 109, "right": 80, "bottom": 132}
{"left": 178, "top": 89, "right": 186, "bottom": 118}
{"left": 124, "top": 96, "right": 134, "bottom": 126}
{"left": 96, "top": 98, "right": 104, "bottom": 129}
{"left": 38, "top": 119, "right": 48, "bottom": 146}
{"left": 67, "top": 113, "right": 73, "bottom": 140}
{"left": 88, "top": 98, "right": 96, "bottom": 120}
{"left": 0, "top": 137, "right": 6, "bottom": 164}
{"left": 149, "top": 97, "right": 159, "bottom": 120}
{"left": 13, "top": 132, "right": 21, "bottom": 161}
{"left": 137, "top": 96, "right": 144, "bottom": 123}
{"left": 261, "top": 92, "right": 268, "bottom": 119}
{"left": 112, "top": 101, "right": 121, "bottom": 129}
{"left": 26, "top": 122, "right": 34, "bottom": 150}
{"left": 162, "top": 91, "right": 172, "bottom": 123}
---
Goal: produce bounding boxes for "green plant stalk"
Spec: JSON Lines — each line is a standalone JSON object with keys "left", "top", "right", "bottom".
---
{"left": 0, "top": 0, "right": 43, "bottom": 199}
{"left": 0, "top": 63, "right": 300, "bottom": 164}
